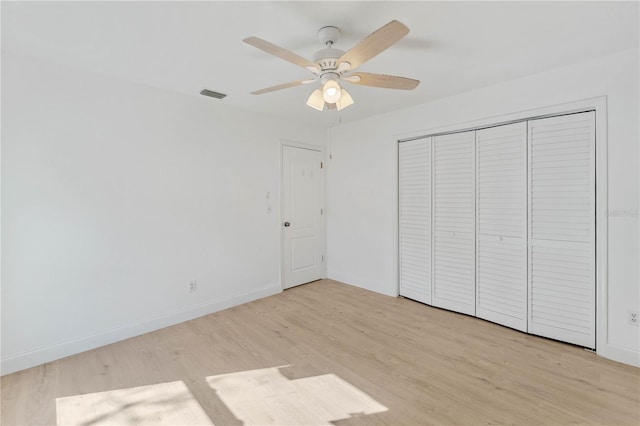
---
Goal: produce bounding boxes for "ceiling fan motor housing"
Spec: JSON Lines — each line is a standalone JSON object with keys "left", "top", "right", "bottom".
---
{"left": 318, "top": 26, "right": 340, "bottom": 46}
{"left": 312, "top": 47, "right": 345, "bottom": 71}
{"left": 319, "top": 72, "right": 340, "bottom": 85}
{"left": 313, "top": 26, "right": 346, "bottom": 73}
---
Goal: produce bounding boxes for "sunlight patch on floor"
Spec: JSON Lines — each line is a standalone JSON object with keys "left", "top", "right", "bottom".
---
{"left": 206, "top": 366, "right": 387, "bottom": 425}
{"left": 56, "top": 380, "right": 213, "bottom": 426}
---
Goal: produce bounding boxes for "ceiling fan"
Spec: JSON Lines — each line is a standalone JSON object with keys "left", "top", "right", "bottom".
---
{"left": 243, "top": 20, "right": 420, "bottom": 112}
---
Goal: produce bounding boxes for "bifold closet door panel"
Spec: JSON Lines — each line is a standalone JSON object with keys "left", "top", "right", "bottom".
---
{"left": 476, "top": 122, "right": 527, "bottom": 332}
{"left": 477, "top": 235, "right": 527, "bottom": 330}
{"left": 528, "top": 112, "right": 595, "bottom": 349}
{"left": 399, "top": 138, "right": 432, "bottom": 304}
{"left": 529, "top": 240, "right": 595, "bottom": 347}
{"left": 433, "top": 131, "right": 475, "bottom": 316}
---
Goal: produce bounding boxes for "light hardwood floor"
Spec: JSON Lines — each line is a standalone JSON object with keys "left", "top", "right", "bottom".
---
{"left": 2, "top": 279, "right": 639, "bottom": 425}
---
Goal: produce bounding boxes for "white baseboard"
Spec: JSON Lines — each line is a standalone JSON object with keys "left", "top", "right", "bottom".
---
{"left": 1, "top": 284, "right": 282, "bottom": 376}
{"left": 599, "top": 343, "right": 640, "bottom": 367}
{"left": 326, "top": 270, "right": 397, "bottom": 297}
{"left": 331, "top": 272, "right": 640, "bottom": 368}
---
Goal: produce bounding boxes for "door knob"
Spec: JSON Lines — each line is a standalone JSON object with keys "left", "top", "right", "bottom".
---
{"left": 284, "top": 222, "right": 290, "bottom": 227}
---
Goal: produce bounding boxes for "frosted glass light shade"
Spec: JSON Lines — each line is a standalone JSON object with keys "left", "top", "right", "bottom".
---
{"left": 306, "top": 89, "right": 325, "bottom": 111}
{"left": 336, "top": 88, "right": 354, "bottom": 111}
{"left": 322, "top": 80, "right": 342, "bottom": 103}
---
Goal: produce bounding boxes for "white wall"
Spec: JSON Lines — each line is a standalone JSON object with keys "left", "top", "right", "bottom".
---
{"left": 326, "top": 48, "right": 639, "bottom": 366}
{"left": 1, "top": 52, "right": 325, "bottom": 374}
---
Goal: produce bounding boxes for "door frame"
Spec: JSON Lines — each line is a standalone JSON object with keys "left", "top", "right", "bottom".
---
{"left": 394, "top": 96, "right": 623, "bottom": 364}
{"left": 280, "top": 140, "right": 326, "bottom": 290}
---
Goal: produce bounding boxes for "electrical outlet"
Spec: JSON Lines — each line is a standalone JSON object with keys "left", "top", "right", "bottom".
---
{"left": 189, "top": 280, "right": 197, "bottom": 293}
{"left": 629, "top": 311, "right": 639, "bottom": 326}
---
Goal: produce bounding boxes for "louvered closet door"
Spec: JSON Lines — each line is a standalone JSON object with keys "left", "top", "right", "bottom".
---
{"left": 433, "top": 131, "right": 475, "bottom": 315}
{"left": 528, "top": 112, "right": 595, "bottom": 348}
{"left": 399, "top": 137, "right": 432, "bottom": 304}
{"left": 476, "top": 122, "right": 527, "bottom": 331}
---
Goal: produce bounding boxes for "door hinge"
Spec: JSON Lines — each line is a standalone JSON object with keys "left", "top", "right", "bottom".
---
{"left": 320, "top": 162, "right": 323, "bottom": 169}
{"left": 321, "top": 254, "right": 324, "bottom": 262}
{"left": 320, "top": 208, "right": 323, "bottom": 215}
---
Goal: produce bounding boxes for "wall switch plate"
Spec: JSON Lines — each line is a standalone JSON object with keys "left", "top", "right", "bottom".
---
{"left": 629, "top": 311, "right": 639, "bottom": 326}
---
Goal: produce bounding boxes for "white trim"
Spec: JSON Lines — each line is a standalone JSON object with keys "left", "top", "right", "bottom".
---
{"left": 281, "top": 139, "right": 324, "bottom": 153}
{"left": 279, "top": 140, "right": 326, "bottom": 291}
{"left": 0, "top": 284, "right": 282, "bottom": 375}
{"left": 394, "top": 97, "right": 618, "bottom": 363}
{"left": 592, "top": 98, "right": 610, "bottom": 361}
{"left": 394, "top": 140, "right": 399, "bottom": 296}
{"left": 429, "top": 137, "right": 434, "bottom": 304}
{"left": 599, "top": 343, "right": 640, "bottom": 367}
{"left": 395, "top": 97, "right": 605, "bottom": 142}
{"left": 330, "top": 269, "right": 397, "bottom": 298}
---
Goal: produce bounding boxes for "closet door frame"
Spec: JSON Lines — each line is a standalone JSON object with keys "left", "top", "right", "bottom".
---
{"left": 395, "top": 97, "right": 618, "bottom": 363}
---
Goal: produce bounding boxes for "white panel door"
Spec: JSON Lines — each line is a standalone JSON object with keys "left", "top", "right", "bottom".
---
{"left": 282, "top": 145, "right": 323, "bottom": 289}
{"left": 528, "top": 112, "right": 595, "bottom": 348}
{"left": 433, "top": 131, "right": 475, "bottom": 315}
{"left": 398, "top": 137, "right": 432, "bottom": 304}
{"left": 476, "top": 122, "right": 527, "bottom": 331}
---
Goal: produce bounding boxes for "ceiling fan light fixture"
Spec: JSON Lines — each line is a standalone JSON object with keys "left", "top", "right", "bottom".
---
{"left": 244, "top": 20, "right": 420, "bottom": 112}
{"left": 322, "top": 79, "right": 342, "bottom": 103}
{"left": 306, "top": 89, "right": 325, "bottom": 111}
{"left": 336, "top": 88, "right": 354, "bottom": 111}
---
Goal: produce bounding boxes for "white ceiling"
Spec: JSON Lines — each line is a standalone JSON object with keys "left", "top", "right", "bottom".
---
{"left": 2, "top": 1, "right": 638, "bottom": 127}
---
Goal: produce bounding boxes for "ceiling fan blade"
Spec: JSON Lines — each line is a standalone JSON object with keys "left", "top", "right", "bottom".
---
{"left": 345, "top": 72, "right": 419, "bottom": 90}
{"left": 337, "top": 20, "right": 409, "bottom": 70}
{"left": 244, "top": 36, "right": 320, "bottom": 73}
{"left": 251, "top": 79, "right": 315, "bottom": 95}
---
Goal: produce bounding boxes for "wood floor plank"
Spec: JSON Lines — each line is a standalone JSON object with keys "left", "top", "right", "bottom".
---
{"left": 1, "top": 279, "right": 638, "bottom": 425}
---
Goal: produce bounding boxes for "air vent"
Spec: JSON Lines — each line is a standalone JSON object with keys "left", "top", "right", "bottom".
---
{"left": 200, "top": 89, "right": 227, "bottom": 99}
